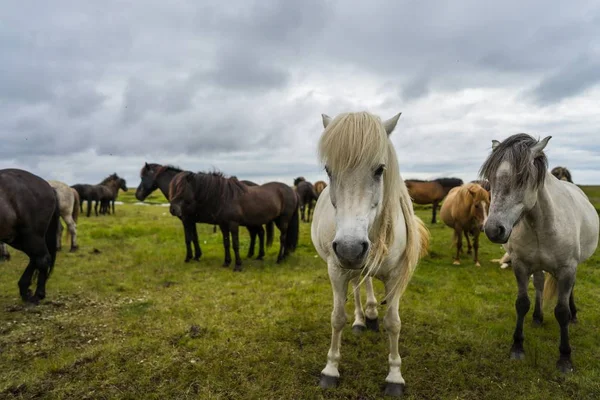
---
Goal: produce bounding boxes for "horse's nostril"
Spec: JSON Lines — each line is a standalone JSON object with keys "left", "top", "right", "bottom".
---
{"left": 497, "top": 225, "right": 505, "bottom": 237}
{"left": 360, "top": 241, "right": 369, "bottom": 257}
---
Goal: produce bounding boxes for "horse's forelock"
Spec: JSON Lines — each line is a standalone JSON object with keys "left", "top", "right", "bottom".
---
{"left": 479, "top": 133, "right": 548, "bottom": 190}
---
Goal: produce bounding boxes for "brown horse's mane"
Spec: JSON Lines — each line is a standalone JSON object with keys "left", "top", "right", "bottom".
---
{"left": 99, "top": 173, "right": 120, "bottom": 185}
{"left": 170, "top": 170, "right": 249, "bottom": 214}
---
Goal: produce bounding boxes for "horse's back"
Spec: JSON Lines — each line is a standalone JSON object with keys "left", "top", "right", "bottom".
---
{"left": 48, "top": 180, "right": 75, "bottom": 214}
{"left": 562, "top": 181, "right": 599, "bottom": 261}
{"left": 439, "top": 186, "right": 460, "bottom": 226}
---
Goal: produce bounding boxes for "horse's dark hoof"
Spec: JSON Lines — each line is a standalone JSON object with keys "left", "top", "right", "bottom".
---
{"left": 384, "top": 382, "right": 405, "bottom": 397}
{"left": 366, "top": 317, "right": 379, "bottom": 332}
{"left": 184, "top": 258, "right": 192, "bottom": 263}
{"left": 319, "top": 374, "right": 339, "bottom": 389}
{"left": 352, "top": 324, "right": 367, "bottom": 335}
{"left": 193, "top": 256, "right": 201, "bottom": 262}
{"left": 510, "top": 349, "right": 525, "bottom": 360}
{"left": 27, "top": 295, "right": 41, "bottom": 305}
{"left": 222, "top": 263, "right": 230, "bottom": 268}
{"left": 532, "top": 318, "right": 543, "bottom": 327}
{"left": 570, "top": 317, "right": 578, "bottom": 324}
{"left": 557, "top": 357, "right": 574, "bottom": 373}
{"left": 69, "top": 246, "right": 79, "bottom": 253}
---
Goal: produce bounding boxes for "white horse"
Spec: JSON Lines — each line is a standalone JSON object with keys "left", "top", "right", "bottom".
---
{"left": 311, "top": 111, "right": 429, "bottom": 397}
{"left": 480, "top": 133, "right": 599, "bottom": 373}
{"left": 47, "top": 180, "right": 80, "bottom": 252}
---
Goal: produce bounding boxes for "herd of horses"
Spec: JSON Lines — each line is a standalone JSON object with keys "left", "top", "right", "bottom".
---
{"left": 1, "top": 110, "right": 598, "bottom": 397}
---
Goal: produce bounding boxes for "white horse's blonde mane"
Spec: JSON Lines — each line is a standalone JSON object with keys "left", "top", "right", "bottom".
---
{"left": 318, "top": 111, "right": 427, "bottom": 298}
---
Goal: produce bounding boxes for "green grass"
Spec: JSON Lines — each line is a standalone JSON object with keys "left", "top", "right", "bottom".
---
{"left": 1, "top": 187, "right": 600, "bottom": 399}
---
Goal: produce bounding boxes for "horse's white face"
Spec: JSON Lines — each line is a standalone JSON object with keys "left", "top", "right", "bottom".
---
{"left": 322, "top": 113, "right": 401, "bottom": 269}
{"left": 484, "top": 138, "right": 550, "bottom": 244}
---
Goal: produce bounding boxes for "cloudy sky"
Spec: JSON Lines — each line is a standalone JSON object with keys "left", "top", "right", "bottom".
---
{"left": 2, "top": 0, "right": 599, "bottom": 187}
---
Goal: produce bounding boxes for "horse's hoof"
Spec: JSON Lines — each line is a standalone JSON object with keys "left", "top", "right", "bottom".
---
{"left": 474, "top": 262, "right": 481, "bottom": 267}
{"left": 256, "top": 255, "right": 264, "bottom": 261}
{"left": 500, "top": 263, "right": 510, "bottom": 269}
{"left": 510, "top": 349, "right": 525, "bottom": 360}
{"left": 352, "top": 324, "right": 367, "bottom": 335}
{"left": 384, "top": 382, "right": 405, "bottom": 397}
{"left": 452, "top": 260, "right": 461, "bottom": 265}
{"left": 184, "top": 258, "right": 192, "bottom": 263}
{"left": 557, "top": 357, "right": 574, "bottom": 374}
{"left": 319, "top": 374, "right": 339, "bottom": 389}
{"left": 532, "top": 318, "right": 543, "bottom": 327}
{"left": 366, "top": 317, "right": 379, "bottom": 332}
{"left": 222, "top": 263, "right": 230, "bottom": 268}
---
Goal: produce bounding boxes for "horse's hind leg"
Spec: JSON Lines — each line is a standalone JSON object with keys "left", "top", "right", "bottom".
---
{"left": 382, "top": 278, "right": 406, "bottom": 397}
{"left": 472, "top": 231, "right": 481, "bottom": 267}
{"left": 274, "top": 219, "right": 289, "bottom": 263}
{"left": 220, "top": 224, "right": 232, "bottom": 267}
{"left": 64, "top": 214, "right": 78, "bottom": 252}
{"left": 230, "top": 224, "right": 243, "bottom": 271}
{"left": 532, "top": 271, "right": 544, "bottom": 325}
{"left": 18, "top": 259, "right": 36, "bottom": 302}
{"left": 569, "top": 288, "right": 577, "bottom": 323}
{"left": 182, "top": 220, "right": 194, "bottom": 263}
{"left": 452, "top": 227, "right": 462, "bottom": 265}
{"left": 256, "top": 226, "right": 265, "bottom": 260}
{"left": 191, "top": 223, "right": 202, "bottom": 261}
{"left": 351, "top": 277, "right": 366, "bottom": 334}
{"left": 431, "top": 201, "right": 438, "bottom": 224}
{"left": 510, "top": 266, "right": 531, "bottom": 360}
{"left": 247, "top": 227, "right": 256, "bottom": 258}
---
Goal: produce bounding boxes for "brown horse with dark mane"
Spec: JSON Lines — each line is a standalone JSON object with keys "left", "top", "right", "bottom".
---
{"left": 169, "top": 171, "right": 299, "bottom": 270}
{"left": 294, "top": 177, "right": 319, "bottom": 223}
{"left": 0, "top": 168, "right": 60, "bottom": 303}
{"left": 136, "top": 163, "right": 266, "bottom": 262}
{"left": 405, "top": 177, "right": 464, "bottom": 223}
{"left": 551, "top": 166, "right": 573, "bottom": 183}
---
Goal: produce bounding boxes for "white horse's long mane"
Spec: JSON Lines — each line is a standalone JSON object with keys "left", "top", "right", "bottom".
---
{"left": 318, "top": 111, "right": 426, "bottom": 298}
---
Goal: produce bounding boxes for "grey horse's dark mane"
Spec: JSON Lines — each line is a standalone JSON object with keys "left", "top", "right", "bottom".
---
{"left": 479, "top": 133, "right": 548, "bottom": 189}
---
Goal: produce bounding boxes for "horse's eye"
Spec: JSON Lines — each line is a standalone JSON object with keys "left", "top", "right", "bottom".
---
{"left": 374, "top": 164, "right": 385, "bottom": 178}
{"left": 325, "top": 166, "right": 331, "bottom": 178}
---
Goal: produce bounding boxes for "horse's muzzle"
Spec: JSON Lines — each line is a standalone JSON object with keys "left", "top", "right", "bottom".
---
{"left": 332, "top": 239, "right": 369, "bottom": 268}
{"left": 484, "top": 221, "right": 510, "bottom": 244}
{"left": 169, "top": 204, "right": 181, "bottom": 218}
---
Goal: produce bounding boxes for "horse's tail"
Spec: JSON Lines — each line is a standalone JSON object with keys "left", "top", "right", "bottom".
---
{"left": 266, "top": 221, "right": 274, "bottom": 248}
{"left": 415, "top": 216, "right": 430, "bottom": 259}
{"left": 543, "top": 273, "right": 559, "bottom": 306}
{"left": 45, "top": 190, "right": 61, "bottom": 276}
{"left": 71, "top": 189, "right": 80, "bottom": 223}
{"left": 285, "top": 199, "right": 300, "bottom": 253}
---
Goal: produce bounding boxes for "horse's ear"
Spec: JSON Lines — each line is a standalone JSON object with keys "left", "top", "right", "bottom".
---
{"left": 531, "top": 136, "right": 552, "bottom": 158}
{"left": 468, "top": 185, "right": 478, "bottom": 196}
{"left": 144, "top": 162, "right": 149, "bottom": 168}
{"left": 491, "top": 140, "right": 500, "bottom": 150}
{"left": 322, "top": 114, "right": 332, "bottom": 128}
{"left": 383, "top": 112, "right": 402, "bottom": 136}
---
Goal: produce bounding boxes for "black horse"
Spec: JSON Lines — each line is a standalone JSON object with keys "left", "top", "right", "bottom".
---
{"left": 136, "top": 163, "right": 265, "bottom": 262}
{"left": 71, "top": 183, "right": 92, "bottom": 213}
{"left": 169, "top": 170, "right": 299, "bottom": 270}
{"left": 294, "top": 177, "right": 319, "bottom": 223}
{"left": 0, "top": 168, "right": 60, "bottom": 303}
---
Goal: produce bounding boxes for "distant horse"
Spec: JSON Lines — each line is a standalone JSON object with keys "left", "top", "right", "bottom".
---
{"left": 294, "top": 178, "right": 318, "bottom": 223}
{"left": 47, "top": 180, "right": 80, "bottom": 252}
{"left": 0, "top": 168, "right": 60, "bottom": 303}
{"left": 293, "top": 177, "right": 305, "bottom": 186}
{"left": 314, "top": 180, "right": 327, "bottom": 196}
{"left": 481, "top": 134, "right": 599, "bottom": 373}
{"left": 169, "top": 171, "right": 299, "bottom": 271}
{"left": 311, "top": 111, "right": 429, "bottom": 397}
{"left": 136, "top": 163, "right": 265, "bottom": 261}
{"left": 440, "top": 183, "right": 490, "bottom": 266}
{"left": 551, "top": 166, "right": 573, "bottom": 183}
{"left": 71, "top": 183, "right": 92, "bottom": 213}
{"left": 99, "top": 173, "right": 128, "bottom": 215}
{"left": 405, "top": 177, "right": 464, "bottom": 224}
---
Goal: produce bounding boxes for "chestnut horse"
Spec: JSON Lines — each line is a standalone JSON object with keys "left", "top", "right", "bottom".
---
{"left": 405, "top": 178, "right": 463, "bottom": 223}
{"left": 314, "top": 180, "right": 327, "bottom": 196}
{"left": 440, "top": 183, "right": 490, "bottom": 266}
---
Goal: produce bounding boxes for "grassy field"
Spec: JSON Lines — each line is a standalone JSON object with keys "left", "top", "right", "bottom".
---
{"left": 1, "top": 186, "right": 600, "bottom": 400}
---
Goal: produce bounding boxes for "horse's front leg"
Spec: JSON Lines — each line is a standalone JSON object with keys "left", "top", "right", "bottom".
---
{"left": 453, "top": 226, "right": 462, "bottom": 265}
{"left": 510, "top": 265, "right": 531, "bottom": 360}
{"left": 350, "top": 276, "right": 366, "bottom": 334}
{"left": 191, "top": 223, "right": 202, "bottom": 261}
{"left": 182, "top": 220, "right": 194, "bottom": 262}
{"left": 555, "top": 270, "right": 576, "bottom": 373}
{"left": 472, "top": 230, "right": 480, "bottom": 267}
{"left": 256, "top": 226, "right": 265, "bottom": 260}
{"left": 231, "top": 224, "right": 243, "bottom": 271}
{"left": 320, "top": 263, "right": 352, "bottom": 389}
{"left": 464, "top": 230, "right": 472, "bottom": 255}
{"left": 431, "top": 201, "right": 438, "bottom": 224}
{"left": 247, "top": 227, "right": 256, "bottom": 258}
{"left": 382, "top": 278, "right": 405, "bottom": 397}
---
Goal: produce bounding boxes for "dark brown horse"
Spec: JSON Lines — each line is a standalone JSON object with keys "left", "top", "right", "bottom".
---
{"left": 294, "top": 177, "right": 319, "bottom": 223}
{"left": 71, "top": 183, "right": 92, "bottom": 213}
{"left": 405, "top": 177, "right": 464, "bottom": 223}
{"left": 551, "top": 166, "right": 573, "bottom": 183}
{"left": 0, "top": 168, "right": 60, "bottom": 303}
{"left": 136, "top": 163, "right": 265, "bottom": 261}
{"left": 169, "top": 171, "right": 299, "bottom": 270}
{"left": 99, "top": 173, "right": 128, "bottom": 215}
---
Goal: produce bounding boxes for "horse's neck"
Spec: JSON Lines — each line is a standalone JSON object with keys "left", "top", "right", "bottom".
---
{"left": 523, "top": 178, "right": 557, "bottom": 231}
{"left": 157, "top": 170, "right": 179, "bottom": 200}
